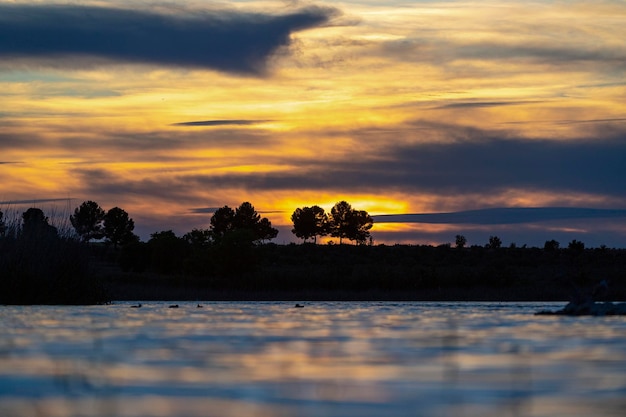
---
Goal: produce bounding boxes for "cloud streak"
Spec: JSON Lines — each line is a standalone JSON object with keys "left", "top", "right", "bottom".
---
{"left": 373, "top": 207, "right": 626, "bottom": 225}
{"left": 172, "top": 120, "right": 272, "bottom": 127}
{"left": 0, "top": 198, "right": 73, "bottom": 205}
{"left": 0, "top": 4, "right": 337, "bottom": 74}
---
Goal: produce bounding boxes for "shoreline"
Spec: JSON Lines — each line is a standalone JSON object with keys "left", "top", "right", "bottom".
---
{"left": 102, "top": 279, "right": 586, "bottom": 303}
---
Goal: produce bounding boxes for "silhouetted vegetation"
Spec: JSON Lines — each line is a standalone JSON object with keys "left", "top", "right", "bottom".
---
{"left": 103, "top": 241, "right": 626, "bottom": 302}
{"left": 104, "top": 207, "right": 139, "bottom": 248}
{"left": 291, "top": 205, "right": 329, "bottom": 243}
{"left": 328, "top": 201, "right": 373, "bottom": 244}
{"left": 70, "top": 200, "right": 105, "bottom": 242}
{"left": 2, "top": 202, "right": 626, "bottom": 304}
{"left": 0, "top": 208, "right": 106, "bottom": 305}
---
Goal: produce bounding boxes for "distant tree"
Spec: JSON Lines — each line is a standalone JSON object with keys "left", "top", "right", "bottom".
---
{"left": 149, "top": 230, "right": 178, "bottom": 241}
{"left": 329, "top": 201, "right": 374, "bottom": 244}
{"left": 486, "top": 235, "right": 502, "bottom": 249}
{"left": 210, "top": 206, "right": 236, "bottom": 240}
{"left": 103, "top": 207, "right": 137, "bottom": 249}
{"left": 291, "top": 205, "right": 329, "bottom": 243}
{"left": 351, "top": 209, "right": 374, "bottom": 244}
{"left": 455, "top": 234, "right": 467, "bottom": 249}
{"left": 209, "top": 202, "right": 278, "bottom": 244}
{"left": 22, "top": 207, "right": 47, "bottom": 226}
{"left": 70, "top": 200, "right": 105, "bottom": 242}
{"left": 257, "top": 217, "right": 279, "bottom": 243}
{"left": 234, "top": 202, "right": 261, "bottom": 230}
{"left": 568, "top": 239, "right": 585, "bottom": 253}
{"left": 544, "top": 239, "right": 560, "bottom": 252}
{"left": 329, "top": 201, "right": 352, "bottom": 244}
{"left": 183, "top": 228, "right": 212, "bottom": 248}
{"left": 22, "top": 208, "right": 58, "bottom": 240}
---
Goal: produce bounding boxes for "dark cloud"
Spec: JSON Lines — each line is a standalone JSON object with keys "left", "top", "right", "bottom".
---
{"left": 172, "top": 120, "right": 272, "bottom": 127}
{"left": 460, "top": 43, "right": 626, "bottom": 68}
{"left": 369, "top": 132, "right": 626, "bottom": 198}
{"left": 73, "top": 168, "right": 203, "bottom": 205}
{"left": 554, "top": 118, "right": 626, "bottom": 125}
{"left": 56, "top": 128, "right": 277, "bottom": 155}
{"left": 373, "top": 208, "right": 626, "bottom": 225}
{"left": 435, "top": 100, "right": 545, "bottom": 109}
{"left": 0, "top": 132, "right": 46, "bottom": 151}
{"left": 165, "top": 129, "right": 626, "bottom": 200}
{"left": 381, "top": 38, "right": 626, "bottom": 73}
{"left": 0, "top": 4, "right": 338, "bottom": 74}
{"left": 1, "top": 126, "right": 277, "bottom": 156}
{"left": 189, "top": 207, "right": 223, "bottom": 214}
{"left": 44, "top": 124, "right": 626, "bottom": 212}
{"left": 0, "top": 198, "right": 73, "bottom": 205}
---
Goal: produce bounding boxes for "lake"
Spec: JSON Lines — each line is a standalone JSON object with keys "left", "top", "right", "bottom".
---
{"left": 1, "top": 302, "right": 625, "bottom": 417}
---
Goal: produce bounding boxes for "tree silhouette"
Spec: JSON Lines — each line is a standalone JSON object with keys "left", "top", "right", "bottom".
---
{"left": 22, "top": 208, "right": 58, "bottom": 240}
{"left": 234, "top": 202, "right": 261, "bottom": 230}
{"left": 329, "top": 201, "right": 352, "bottom": 244}
{"left": 70, "top": 200, "right": 105, "bottom": 242}
{"left": 351, "top": 209, "right": 374, "bottom": 244}
{"left": 329, "top": 201, "right": 373, "bottom": 244}
{"left": 291, "top": 205, "right": 329, "bottom": 243}
{"left": 568, "top": 239, "right": 585, "bottom": 253}
{"left": 103, "top": 207, "right": 137, "bottom": 249}
{"left": 455, "top": 234, "right": 467, "bottom": 249}
{"left": 183, "top": 228, "right": 212, "bottom": 248}
{"left": 544, "top": 239, "right": 560, "bottom": 252}
{"left": 210, "top": 206, "right": 236, "bottom": 241}
{"left": 210, "top": 202, "right": 278, "bottom": 244}
{"left": 487, "top": 235, "right": 502, "bottom": 249}
{"left": 257, "top": 217, "right": 278, "bottom": 243}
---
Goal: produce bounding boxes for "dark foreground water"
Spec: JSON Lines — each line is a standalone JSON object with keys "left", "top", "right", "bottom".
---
{"left": 1, "top": 302, "right": 625, "bottom": 417}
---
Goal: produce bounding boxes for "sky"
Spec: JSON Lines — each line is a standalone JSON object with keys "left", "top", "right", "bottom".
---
{"left": 1, "top": 0, "right": 625, "bottom": 248}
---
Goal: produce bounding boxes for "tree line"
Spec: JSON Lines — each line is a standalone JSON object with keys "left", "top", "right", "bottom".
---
{"left": 0, "top": 200, "right": 374, "bottom": 296}
{"left": 2, "top": 201, "right": 624, "bottom": 304}
{"left": 0, "top": 201, "right": 604, "bottom": 252}
{"left": 0, "top": 199, "right": 374, "bottom": 247}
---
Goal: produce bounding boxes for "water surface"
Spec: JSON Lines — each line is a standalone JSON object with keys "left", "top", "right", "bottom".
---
{"left": 1, "top": 302, "right": 625, "bottom": 416}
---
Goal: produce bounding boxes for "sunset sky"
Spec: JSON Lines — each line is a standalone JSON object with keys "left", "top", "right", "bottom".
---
{"left": 1, "top": 0, "right": 625, "bottom": 247}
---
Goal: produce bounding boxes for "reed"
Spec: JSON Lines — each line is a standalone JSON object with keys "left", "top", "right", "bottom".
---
{"left": 0, "top": 206, "right": 108, "bottom": 305}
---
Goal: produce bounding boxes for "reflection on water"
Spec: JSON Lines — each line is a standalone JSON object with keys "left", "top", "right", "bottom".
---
{"left": 1, "top": 302, "right": 625, "bottom": 416}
